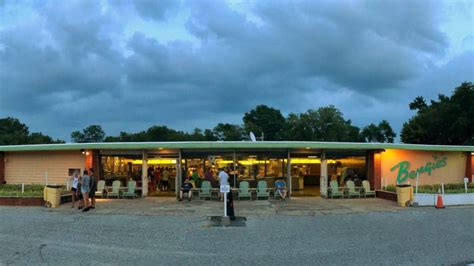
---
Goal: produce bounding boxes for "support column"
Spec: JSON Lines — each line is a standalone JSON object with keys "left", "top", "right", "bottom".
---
{"left": 0, "top": 152, "right": 5, "bottom": 184}
{"left": 466, "top": 152, "right": 473, "bottom": 182}
{"left": 176, "top": 150, "right": 182, "bottom": 198}
{"left": 287, "top": 150, "right": 291, "bottom": 198}
{"left": 141, "top": 150, "right": 148, "bottom": 197}
{"left": 91, "top": 150, "right": 101, "bottom": 180}
{"left": 85, "top": 150, "right": 92, "bottom": 170}
{"left": 374, "top": 152, "right": 382, "bottom": 189}
{"left": 367, "top": 150, "right": 382, "bottom": 189}
{"left": 320, "top": 151, "right": 328, "bottom": 197}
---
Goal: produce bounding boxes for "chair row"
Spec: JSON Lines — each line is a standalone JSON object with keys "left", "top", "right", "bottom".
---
{"left": 95, "top": 180, "right": 138, "bottom": 199}
{"left": 197, "top": 180, "right": 282, "bottom": 200}
{"left": 328, "top": 180, "right": 375, "bottom": 199}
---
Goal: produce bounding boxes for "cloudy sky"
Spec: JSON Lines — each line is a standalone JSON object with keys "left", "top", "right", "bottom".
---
{"left": 0, "top": 0, "right": 473, "bottom": 142}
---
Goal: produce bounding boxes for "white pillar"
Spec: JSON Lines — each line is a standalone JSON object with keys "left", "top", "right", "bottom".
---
{"left": 320, "top": 151, "right": 328, "bottom": 197}
{"left": 142, "top": 150, "right": 148, "bottom": 197}
{"left": 176, "top": 150, "right": 182, "bottom": 198}
{"left": 287, "top": 150, "right": 291, "bottom": 198}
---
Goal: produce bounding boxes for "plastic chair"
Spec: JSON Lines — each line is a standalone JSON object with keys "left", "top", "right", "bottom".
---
{"left": 238, "top": 181, "right": 252, "bottom": 200}
{"left": 256, "top": 181, "right": 270, "bottom": 200}
{"left": 199, "top": 181, "right": 212, "bottom": 200}
{"left": 346, "top": 180, "right": 361, "bottom": 198}
{"left": 362, "top": 180, "right": 376, "bottom": 197}
{"left": 122, "top": 181, "right": 137, "bottom": 199}
{"left": 95, "top": 180, "right": 106, "bottom": 198}
{"left": 107, "top": 180, "right": 121, "bottom": 198}
{"left": 329, "top": 180, "right": 344, "bottom": 199}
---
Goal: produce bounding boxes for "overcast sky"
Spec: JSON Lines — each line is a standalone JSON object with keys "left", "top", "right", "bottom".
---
{"left": 1, "top": 0, "right": 473, "bottom": 142}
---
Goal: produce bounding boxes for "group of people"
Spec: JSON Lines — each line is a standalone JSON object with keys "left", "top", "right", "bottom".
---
{"left": 179, "top": 167, "right": 229, "bottom": 201}
{"left": 71, "top": 168, "right": 97, "bottom": 212}
{"left": 148, "top": 166, "right": 171, "bottom": 192}
{"left": 178, "top": 167, "right": 288, "bottom": 201}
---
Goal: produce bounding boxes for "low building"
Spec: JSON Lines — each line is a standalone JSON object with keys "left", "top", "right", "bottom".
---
{"left": 0, "top": 142, "right": 472, "bottom": 197}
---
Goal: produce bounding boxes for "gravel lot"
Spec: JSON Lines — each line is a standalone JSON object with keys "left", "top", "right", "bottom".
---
{"left": 0, "top": 206, "right": 473, "bottom": 265}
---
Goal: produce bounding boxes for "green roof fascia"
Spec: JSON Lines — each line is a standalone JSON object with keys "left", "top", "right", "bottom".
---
{"left": 0, "top": 141, "right": 473, "bottom": 152}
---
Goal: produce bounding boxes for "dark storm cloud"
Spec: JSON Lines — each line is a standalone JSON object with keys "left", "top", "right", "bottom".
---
{"left": 0, "top": 0, "right": 470, "bottom": 141}
{"left": 133, "top": 0, "right": 179, "bottom": 21}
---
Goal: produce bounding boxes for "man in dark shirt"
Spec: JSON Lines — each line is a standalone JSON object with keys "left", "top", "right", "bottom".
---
{"left": 179, "top": 178, "right": 193, "bottom": 201}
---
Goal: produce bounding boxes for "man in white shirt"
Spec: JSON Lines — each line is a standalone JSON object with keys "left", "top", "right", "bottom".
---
{"left": 218, "top": 167, "right": 229, "bottom": 201}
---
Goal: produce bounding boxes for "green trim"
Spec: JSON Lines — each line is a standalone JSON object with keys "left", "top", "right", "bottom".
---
{"left": 0, "top": 141, "right": 473, "bottom": 152}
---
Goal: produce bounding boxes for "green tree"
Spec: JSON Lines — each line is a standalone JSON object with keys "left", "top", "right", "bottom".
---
{"left": 0, "top": 117, "right": 64, "bottom": 144}
{"left": 71, "top": 125, "right": 105, "bottom": 143}
{"left": 213, "top": 123, "right": 244, "bottom": 141}
{"left": 243, "top": 105, "right": 286, "bottom": 140}
{"left": 401, "top": 82, "right": 474, "bottom": 145}
{"left": 28, "top": 132, "right": 64, "bottom": 144}
{"left": 0, "top": 117, "right": 30, "bottom": 145}
{"left": 361, "top": 120, "right": 396, "bottom": 143}
{"left": 285, "top": 106, "right": 363, "bottom": 142}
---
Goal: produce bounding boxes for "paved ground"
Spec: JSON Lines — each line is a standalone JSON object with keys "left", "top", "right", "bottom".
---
{"left": 1, "top": 197, "right": 473, "bottom": 265}
{"left": 55, "top": 196, "right": 409, "bottom": 217}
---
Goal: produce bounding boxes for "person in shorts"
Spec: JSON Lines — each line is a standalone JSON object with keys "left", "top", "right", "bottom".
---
{"left": 275, "top": 178, "right": 287, "bottom": 200}
{"left": 76, "top": 175, "right": 84, "bottom": 210}
{"left": 179, "top": 178, "right": 193, "bottom": 201}
{"left": 71, "top": 171, "right": 79, "bottom": 208}
{"left": 81, "top": 170, "right": 91, "bottom": 212}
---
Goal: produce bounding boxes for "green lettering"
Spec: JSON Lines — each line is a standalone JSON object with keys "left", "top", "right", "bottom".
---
{"left": 391, "top": 161, "right": 410, "bottom": 183}
{"left": 409, "top": 171, "right": 417, "bottom": 179}
{"left": 425, "top": 162, "right": 432, "bottom": 175}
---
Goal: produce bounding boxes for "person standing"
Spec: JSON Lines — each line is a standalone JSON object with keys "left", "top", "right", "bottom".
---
{"left": 71, "top": 171, "right": 79, "bottom": 208}
{"left": 161, "top": 168, "right": 170, "bottom": 191}
{"left": 77, "top": 175, "right": 84, "bottom": 210}
{"left": 81, "top": 169, "right": 91, "bottom": 212}
{"left": 88, "top": 168, "right": 97, "bottom": 210}
{"left": 218, "top": 167, "right": 229, "bottom": 201}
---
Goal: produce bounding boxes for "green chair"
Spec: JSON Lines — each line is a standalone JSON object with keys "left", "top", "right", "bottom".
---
{"left": 122, "top": 181, "right": 137, "bottom": 199}
{"left": 95, "top": 180, "right": 106, "bottom": 198}
{"left": 345, "top": 180, "right": 361, "bottom": 198}
{"left": 238, "top": 181, "right": 252, "bottom": 200}
{"left": 256, "top": 181, "right": 270, "bottom": 200}
{"left": 329, "top": 180, "right": 344, "bottom": 199}
{"left": 199, "top": 181, "right": 212, "bottom": 200}
{"left": 107, "top": 180, "right": 121, "bottom": 199}
{"left": 362, "top": 180, "right": 376, "bottom": 197}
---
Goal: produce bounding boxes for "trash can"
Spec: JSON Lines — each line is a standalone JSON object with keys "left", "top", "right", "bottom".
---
{"left": 43, "top": 185, "right": 63, "bottom": 208}
{"left": 396, "top": 184, "right": 413, "bottom": 207}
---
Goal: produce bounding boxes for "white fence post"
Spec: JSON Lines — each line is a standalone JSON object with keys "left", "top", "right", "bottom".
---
{"left": 415, "top": 172, "right": 419, "bottom": 195}
{"left": 22, "top": 183, "right": 24, "bottom": 194}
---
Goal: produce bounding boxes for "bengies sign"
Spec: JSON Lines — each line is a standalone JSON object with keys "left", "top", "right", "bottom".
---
{"left": 390, "top": 155, "right": 447, "bottom": 184}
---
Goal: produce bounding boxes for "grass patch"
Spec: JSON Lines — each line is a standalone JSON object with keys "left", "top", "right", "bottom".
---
{"left": 0, "top": 184, "right": 67, "bottom": 197}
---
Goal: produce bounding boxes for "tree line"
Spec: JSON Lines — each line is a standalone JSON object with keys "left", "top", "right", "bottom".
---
{"left": 1, "top": 82, "right": 472, "bottom": 145}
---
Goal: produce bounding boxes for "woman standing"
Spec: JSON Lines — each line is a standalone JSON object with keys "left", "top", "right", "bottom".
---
{"left": 71, "top": 171, "right": 79, "bottom": 208}
{"left": 81, "top": 170, "right": 91, "bottom": 212}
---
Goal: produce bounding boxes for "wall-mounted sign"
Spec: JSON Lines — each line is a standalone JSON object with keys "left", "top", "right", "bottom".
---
{"left": 390, "top": 155, "right": 447, "bottom": 184}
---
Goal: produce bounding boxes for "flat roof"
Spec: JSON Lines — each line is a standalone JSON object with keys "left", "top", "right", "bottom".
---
{"left": 0, "top": 141, "right": 473, "bottom": 152}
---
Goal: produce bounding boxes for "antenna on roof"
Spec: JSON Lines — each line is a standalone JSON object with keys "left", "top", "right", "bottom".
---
{"left": 249, "top": 132, "right": 257, "bottom": 142}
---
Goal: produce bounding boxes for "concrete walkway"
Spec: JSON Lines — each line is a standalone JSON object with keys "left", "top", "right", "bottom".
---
{"left": 52, "top": 196, "right": 409, "bottom": 217}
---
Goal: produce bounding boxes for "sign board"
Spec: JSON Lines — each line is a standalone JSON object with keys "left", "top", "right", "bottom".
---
{"left": 220, "top": 185, "right": 230, "bottom": 193}
{"left": 390, "top": 155, "right": 447, "bottom": 184}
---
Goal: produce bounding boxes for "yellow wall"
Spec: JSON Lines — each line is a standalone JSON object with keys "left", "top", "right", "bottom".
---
{"left": 381, "top": 150, "right": 466, "bottom": 186}
{"left": 5, "top": 151, "right": 85, "bottom": 184}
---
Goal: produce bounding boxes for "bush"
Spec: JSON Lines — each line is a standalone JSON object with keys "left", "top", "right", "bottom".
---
{"left": 382, "top": 183, "right": 474, "bottom": 194}
{"left": 0, "top": 184, "right": 64, "bottom": 197}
